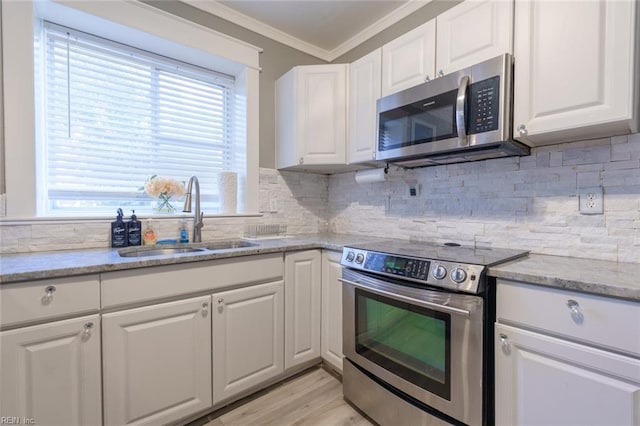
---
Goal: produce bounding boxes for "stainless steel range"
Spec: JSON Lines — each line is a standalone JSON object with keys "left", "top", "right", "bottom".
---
{"left": 340, "top": 240, "right": 528, "bottom": 426}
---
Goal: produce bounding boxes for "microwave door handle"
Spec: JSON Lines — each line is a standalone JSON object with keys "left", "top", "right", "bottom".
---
{"left": 456, "top": 75, "right": 469, "bottom": 147}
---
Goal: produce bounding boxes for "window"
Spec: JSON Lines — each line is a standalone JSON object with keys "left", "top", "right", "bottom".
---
{"left": 38, "top": 22, "right": 244, "bottom": 216}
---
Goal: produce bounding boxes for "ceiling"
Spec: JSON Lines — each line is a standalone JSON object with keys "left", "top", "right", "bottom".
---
{"left": 183, "top": 0, "right": 432, "bottom": 61}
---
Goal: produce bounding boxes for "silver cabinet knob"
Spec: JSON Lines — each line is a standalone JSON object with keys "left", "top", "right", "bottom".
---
{"left": 202, "top": 302, "right": 209, "bottom": 317}
{"left": 438, "top": 70, "right": 444, "bottom": 77}
{"left": 518, "top": 124, "right": 527, "bottom": 135}
{"left": 42, "top": 285, "right": 56, "bottom": 305}
{"left": 566, "top": 299, "right": 584, "bottom": 324}
{"left": 499, "top": 333, "right": 511, "bottom": 355}
{"left": 298, "top": 157, "right": 304, "bottom": 165}
{"left": 83, "top": 322, "right": 94, "bottom": 337}
{"left": 217, "top": 298, "right": 224, "bottom": 305}
{"left": 425, "top": 75, "right": 431, "bottom": 82}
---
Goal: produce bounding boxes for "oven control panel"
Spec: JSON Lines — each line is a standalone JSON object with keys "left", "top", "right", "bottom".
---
{"left": 341, "top": 247, "right": 486, "bottom": 293}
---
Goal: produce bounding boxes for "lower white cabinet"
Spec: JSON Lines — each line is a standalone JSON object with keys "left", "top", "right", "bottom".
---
{"left": 495, "top": 323, "right": 640, "bottom": 426}
{"left": 0, "top": 315, "right": 102, "bottom": 426}
{"left": 284, "top": 250, "right": 321, "bottom": 369}
{"left": 102, "top": 296, "right": 212, "bottom": 426}
{"left": 321, "top": 250, "right": 344, "bottom": 372}
{"left": 212, "top": 280, "right": 285, "bottom": 405}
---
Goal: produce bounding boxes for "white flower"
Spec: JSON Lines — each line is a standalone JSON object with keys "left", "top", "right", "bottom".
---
{"left": 144, "top": 176, "right": 185, "bottom": 199}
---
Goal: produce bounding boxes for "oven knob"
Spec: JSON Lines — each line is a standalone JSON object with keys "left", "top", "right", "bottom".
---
{"left": 432, "top": 265, "right": 447, "bottom": 280}
{"left": 346, "top": 251, "right": 355, "bottom": 262}
{"left": 450, "top": 267, "right": 467, "bottom": 283}
{"left": 355, "top": 253, "right": 365, "bottom": 264}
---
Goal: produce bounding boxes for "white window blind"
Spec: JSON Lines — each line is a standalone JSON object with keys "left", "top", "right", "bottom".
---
{"left": 40, "top": 21, "right": 244, "bottom": 216}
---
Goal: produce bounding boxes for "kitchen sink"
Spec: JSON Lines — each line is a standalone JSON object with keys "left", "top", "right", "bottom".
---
{"left": 118, "top": 247, "right": 206, "bottom": 258}
{"left": 203, "top": 240, "right": 258, "bottom": 250}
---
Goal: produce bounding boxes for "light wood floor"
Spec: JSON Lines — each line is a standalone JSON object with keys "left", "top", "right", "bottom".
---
{"left": 190, "top": 366, "right": 372, "bottom": 426}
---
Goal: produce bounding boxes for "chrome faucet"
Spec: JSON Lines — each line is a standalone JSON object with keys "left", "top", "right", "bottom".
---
{"left": 183, "top": 176, "right": 204, "bottom": 243}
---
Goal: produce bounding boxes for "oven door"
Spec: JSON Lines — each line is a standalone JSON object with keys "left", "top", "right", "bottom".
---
{"left": 341, "top": 269, "right": 485, "bottom": 426}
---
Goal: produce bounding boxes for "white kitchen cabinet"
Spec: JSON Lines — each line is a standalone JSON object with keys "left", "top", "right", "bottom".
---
{"left": 435, "top": 0, "right": 513, "bottom": 75}
{"left": 495, "top": 280, "right": 640, "bottom": 426}
{"left": 284, "top": 250, "right": 321, "bottom": 369}
{"left": 102, "top": 296, "right": 212, "bottom": 426}
{"left": 276, "top": 64, "right": 347, "bottom": 170}
{"left": 513, "top": 0, "right": 639, "bottom": 145}
{"left": 0, "top": 315, "right": 102, "bottom": 426}
{"left": 321, "top": 250, "right": 344, "bottom": 372}
{"left": 495, "top": 323, "right": 640, "bottom": 426}
{"left": 381, "top": 19, "right": 436, "bottom": 97}
{"left": 212, "top": 280, "right": 284, "bottom": 405}
{"left": 348, "top": 48, "right": 381, "bottom": 164}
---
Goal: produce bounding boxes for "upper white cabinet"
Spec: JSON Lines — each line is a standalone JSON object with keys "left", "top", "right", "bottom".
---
{"left": 436, "top": 0, "right": 513, "bottom": 75}
{"left": 381, "top": 19, "right": 436, "bottom": 97}
{"left": 513, "top": 0, "right": 639, "bottom": 145}
{"left": 1, "top": 315, "right": 102, "bottom": 426}
{"left": 348, "top": 49, "right": 381, "bottom": 164}
{"left": 276, "top": 64, "right": 347, "bottom": 170}
{"left": 102, "top": 296, "right": 212, "bottom": 426}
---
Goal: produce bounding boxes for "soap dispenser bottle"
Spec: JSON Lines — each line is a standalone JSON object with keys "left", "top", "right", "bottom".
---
{"left": 111, "top": 208, "right": 128, "bottom": 248}
{"left": 178, "top": 219, "right": 189, "bottom": 243}
{"left": 127, "top": 210, "right": 142, "bottom": 246}
{"left": 142, "top": 219, "right": 158, "bottom": 246}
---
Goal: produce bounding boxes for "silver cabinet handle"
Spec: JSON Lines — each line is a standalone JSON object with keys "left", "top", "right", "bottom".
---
{"left": 438, "top": 70, "right": 444, "bottom": 77}
{"left": 202, "top": 302, "right": 209, "bottom": 317}
{"left": 499, "top": 333, "right": 511, "bottom": 355}
{"left": 83, "top": 322, "right": 94, "bottom": 337}
{"left": 298, "top": 157, "right": 304, "bottom": 165}
{"left": 566, "top": 299, "right": 584, "bottom": 324}
{"left": 518, "top": 124, "right": 527, "bottom": 135}
{"left": 456, "top": 75, "right": 470, "bottom": 147}
{"left": 217, "top": 298, "right": 224, "bottom": 304}
{"left": 42, "top": 285, "right": 56, "bottom": 305}
{"left": 425, "top": 75, "right": 431, "bottom": 82}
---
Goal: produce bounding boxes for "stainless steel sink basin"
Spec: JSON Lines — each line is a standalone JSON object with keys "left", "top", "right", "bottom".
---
{"left": 203, "top": 240, "right": 258, "bottom": 250}
{"left": 118, "top": 247, "right": 205, "bottom": 258}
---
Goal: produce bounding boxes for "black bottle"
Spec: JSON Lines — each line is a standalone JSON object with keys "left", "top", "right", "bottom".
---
{"left": 127, "top": 210, "right": 142, "bottom": 246}
{"left": 111, "top": 208, "right": 128, "bottom": 248}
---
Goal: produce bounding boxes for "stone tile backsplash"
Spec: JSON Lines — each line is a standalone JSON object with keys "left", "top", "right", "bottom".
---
{"left": 1, "top": 134, "right": 638, "bottom": 263}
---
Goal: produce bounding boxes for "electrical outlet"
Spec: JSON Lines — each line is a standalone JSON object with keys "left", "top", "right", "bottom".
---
{"left": 579, "top": 186, "right": 603, "bottom": 215}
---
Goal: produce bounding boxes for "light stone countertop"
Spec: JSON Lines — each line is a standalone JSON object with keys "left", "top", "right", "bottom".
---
{"left": 2, "top": 234, "right": 639, "bottom": 302}
{"left": 489, "top": 253, "right": 640, "bottom": 301}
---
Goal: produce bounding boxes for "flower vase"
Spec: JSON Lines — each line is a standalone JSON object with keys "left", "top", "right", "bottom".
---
{"left": 153, "top": 194, "right": 176, "bottom": 214}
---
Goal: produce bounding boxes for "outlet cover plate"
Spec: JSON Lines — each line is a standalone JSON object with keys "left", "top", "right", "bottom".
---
{"left": 579, "top": 186, "right": 603, "bottom": 215}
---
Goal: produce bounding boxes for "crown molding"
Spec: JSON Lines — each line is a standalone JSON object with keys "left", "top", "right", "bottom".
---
{"left": 181, "top": 0, "right": 432, "bottom": 63}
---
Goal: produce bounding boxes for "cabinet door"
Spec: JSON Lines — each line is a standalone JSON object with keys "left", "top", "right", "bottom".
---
{"left": 436, "top": 0, "right": 513, "bottom": 75}
{"left": 381, "top": 19, "right": 435, "bottom": 97}
{"left": 103, "top": 296, "right": 212, "bottom": 426}
{"left": 513, "top": 0, "right": 638, "bottom": 145}
{"left": 495, "top": 323, "right": 640, "bottom": 426}
{"left": 321, "top": 250, "right": 344, "bottom": 372}
{"left": 212, "top": 281, "right": 284, "bottom": 404}
{"left": 298, "top": 64, "right": 347, "bottom": 166}
{"left": 284, "top": 250, "right": 321, "bottom": 369}
{"left": 0, "top": 315, "right": 102, "bottom": 426}
{"left": 348, "top": 49, "right": 381, "bottom": 164}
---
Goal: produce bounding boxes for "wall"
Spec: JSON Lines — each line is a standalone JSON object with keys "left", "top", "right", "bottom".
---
{"left": 329, "top": 134, "right": 640, "bottom": 263}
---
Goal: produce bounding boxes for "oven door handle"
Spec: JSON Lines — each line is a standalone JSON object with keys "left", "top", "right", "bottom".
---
{"left": 339, "top": 278, "right": 470, "bottom": 318}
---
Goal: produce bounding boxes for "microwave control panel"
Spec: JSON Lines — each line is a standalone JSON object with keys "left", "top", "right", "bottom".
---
{"left": 468, "top": 76, "right": 500, "bottom": 135}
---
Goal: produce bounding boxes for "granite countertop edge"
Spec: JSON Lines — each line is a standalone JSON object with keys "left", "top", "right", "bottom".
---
{"left": 2, "top": 235, "right": 639, "bottom": 302}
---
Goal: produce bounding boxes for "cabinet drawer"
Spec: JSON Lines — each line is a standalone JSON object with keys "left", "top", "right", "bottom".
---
{"left": 0, "top": 275, "right": 100, "bottom": 328}
{"left": 497, "top": 280, "right": 640, "bottom": 356}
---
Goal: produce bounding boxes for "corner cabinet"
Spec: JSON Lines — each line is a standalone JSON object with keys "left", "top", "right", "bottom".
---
{"left": 276, "top": 64, "right": 347, "bottom": 171}
{"left": 495, "top": 280, "right": 640, "bottom": 426}
{"left": 212, "top": 281, "right": 284, "bottom": 405}
{"left": 102, "top": 296, "right": 212, "bottom": 426}
{"left": 284, "top": 250, "right": 321, "bottom": 369}
{"left": 513, "top": 0, "right": 639, "bottom": 145}
{"left": 321, "top": 250, "right": 344, "bottom": 372}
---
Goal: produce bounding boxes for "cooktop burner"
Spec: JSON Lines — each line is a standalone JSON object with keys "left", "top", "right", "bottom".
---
{"left": 341, "top": 240, "right": 528, "bottom": 294}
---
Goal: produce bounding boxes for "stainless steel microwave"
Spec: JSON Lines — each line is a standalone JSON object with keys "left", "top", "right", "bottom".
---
{"left": 376, "top": 54, "right": 529, "bottom": 167}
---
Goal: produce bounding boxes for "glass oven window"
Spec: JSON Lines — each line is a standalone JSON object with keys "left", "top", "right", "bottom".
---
{"left": 355, "top": 288, "right": 451, "bottom": 400}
